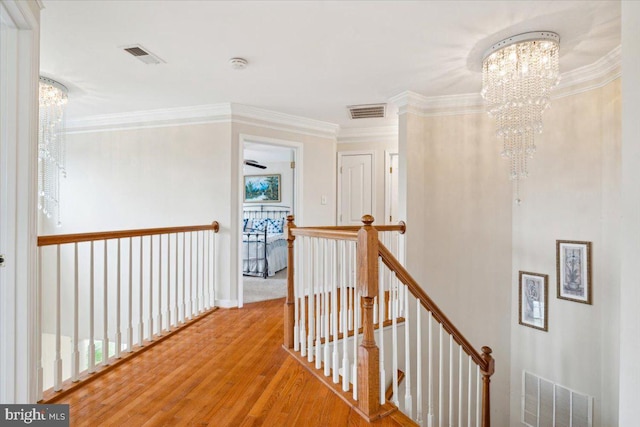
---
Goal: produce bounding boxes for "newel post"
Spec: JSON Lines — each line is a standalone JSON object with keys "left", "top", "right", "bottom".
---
{"left": 481, "top": 346, "right": 495, "bottom": 427}
{"left": 284, "top": 215, "right": 296, "bottom": 348}
{"left": 357, "top": 215, "right": 381, "bottom": 417}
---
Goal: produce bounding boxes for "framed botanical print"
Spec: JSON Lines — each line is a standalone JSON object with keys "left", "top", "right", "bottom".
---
{"left": 519, "top": 271, "right": 548, "bottom": 331}
{"left": 556, "top": 240, "right": 592, "bottom": 304}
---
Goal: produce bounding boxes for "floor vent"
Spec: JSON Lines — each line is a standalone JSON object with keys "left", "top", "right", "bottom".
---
{"left": 121, "top": 44, "right": 165, "bottom": 65}
{"left": 522, "top": 371, "right": 593, "bottom": 427}
{"left": 347, "top": 103, "right": 386, "bottom": 119}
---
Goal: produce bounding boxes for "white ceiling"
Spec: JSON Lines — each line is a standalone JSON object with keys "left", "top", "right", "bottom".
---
{"left": 40, "top": 1, "right": 621, "bottom": 130}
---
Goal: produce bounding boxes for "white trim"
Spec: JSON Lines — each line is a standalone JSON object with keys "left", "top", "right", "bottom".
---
{"left": 65, "top": 102, "right": 339, "bottom": 139}
{"left": 389, "top": 45, "right": 621, "bottom": 117}
{"left": 215, "top": 299, "right": 239, "bottom": 309}
{"left": 237, "top": 134, "right": 304, "bottom": 308}
{"left": 0, "top": 0, "right": 40, "bottom": 404}
{"left": 337, "top": 150, "right": 376, "bottom": 225}
{"left": 337, "top": 125, "right": 398, "bottom": 144}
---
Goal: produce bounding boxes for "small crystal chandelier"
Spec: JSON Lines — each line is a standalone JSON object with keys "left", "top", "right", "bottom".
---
{"left": 481, "top": 31, "right": 560, "bottom": 204}
{"left": 38, "top": 77, "right": 68, "bottom": 226}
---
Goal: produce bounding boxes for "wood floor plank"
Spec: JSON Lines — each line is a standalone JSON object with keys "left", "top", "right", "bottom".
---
{"left": 52, "top": 298, "right": 413, "bottom": 426}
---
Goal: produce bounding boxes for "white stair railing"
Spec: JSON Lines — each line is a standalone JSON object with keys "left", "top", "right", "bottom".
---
{"left": 36, "top": 221, "right": 219, "bottom": 399}
{"left": 283, "top": 215, "right": 495, "bottom": 426}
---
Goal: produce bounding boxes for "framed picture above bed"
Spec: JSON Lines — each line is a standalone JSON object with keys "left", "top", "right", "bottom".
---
{"left": 244, "top": 174, "right": 281, "bottom": 203}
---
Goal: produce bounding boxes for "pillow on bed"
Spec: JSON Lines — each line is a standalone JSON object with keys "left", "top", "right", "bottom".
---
{"left": 266, "top": 218, "right": 284, "bottom": 234}
{"left": 252, "top": 218, "right": 269, "bottom": 232}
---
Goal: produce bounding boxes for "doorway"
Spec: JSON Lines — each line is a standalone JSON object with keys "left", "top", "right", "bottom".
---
{"left": 238, "top": 135, "right": 302, "bottom": 307}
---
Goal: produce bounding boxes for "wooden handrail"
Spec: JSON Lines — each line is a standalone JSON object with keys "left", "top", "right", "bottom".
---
{"left": 295, "top": 222, "right": 406, "bottom": 234}
{"left": 290, "top": 228, "right": 358, "bottom": 241}
{"left": 38, "top": 221, "right": 220, "bottom": 246}
{"left": 378, "top": 242, "right": 490, "bottom": 370}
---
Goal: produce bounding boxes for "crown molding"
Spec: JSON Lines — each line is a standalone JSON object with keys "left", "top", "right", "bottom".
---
{"left": 337, "top": 125, "right": 398, "bottom": 144}
{"left": 66, "top": 102, "right": 339, "bottom": 139}
{"left": 389, "top": 45, "right": 621, "bottom": 117}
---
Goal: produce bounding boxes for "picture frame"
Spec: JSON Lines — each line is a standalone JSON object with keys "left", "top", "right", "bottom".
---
{"left": 556, "top": 240, "right": 592, "bottom": 304}
{"left": 519, "top": 271, "right": 548, "bottom": 331}
{"left": 244, "top": 174, "right": 281, "bottom": 203}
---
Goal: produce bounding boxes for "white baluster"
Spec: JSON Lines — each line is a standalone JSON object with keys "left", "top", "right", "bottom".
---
{"left": 211, "top": 230, "right": 216, "bottom": 307}
{"left": 138, "top": 237, "right": 144, "bottom": 346}
{"left": 157, "top": 235, "right": 163, "bottom": 335}
{"left": 404, "top": 284, "right": 413, "bottom": 418}
{"left": 476, "top": 366, "right": 481, "bottom": 427}
{"left": 174, "top": 233, "right": 179, "bottom": 327}
{"left": 332, "top": 240, "right": 340, "bottom": 384}
{"left": 352, "top": 286, "right": 359, "bottom": 401}
{"left": 128, "top": 238, "right": 133, "bottom": 352}
{"left": 182, "top": 232, "right": 186, "bottom": 324}
{"left": 293, "top": 233, "right": 300, "bottom": 352}
{"left": 189, "top": 232, "right": 194, "bottom": 319}
{"left": 341, "top": 240, "right": 350, "bottom": 392}
{"left": 167, "top": 234, "right": 171, "bottom": 329}
{"left": 323, "top": 240, "right": 330, "bottom": 376}
{"left": 347, "top": 242, "right": 353, "bottom": 332}
{"left": 428, "top": 313, "right": 434, "bottom": 427}
{"left": 299, "top": 237, "right": 307, "bottom": 357}
{"left": 148, "top": 236, "right": 153, "bottom": 340}
{"left": 439, "top": 325, "right": 444, "bottom": 427}
{"left": 307, "top": 238, "right": 314, "bottom": 363}
{"left": 468, "top": 356, "right": 472, "bottom": 427}
{"left": 115, "top": 239, "right": 121, "bottom": 358}
{"left": 90, "top": 242, "right": 96, "bottom": 372}
{"left": 195, "top": 231, "right": 200, "bottom": 314}
{"left": 378, "top": 258, "right": 386, "bottom": 405}
{"left": 36, "top": 248, "right": 43, "bottom": 400}
{"left": 458, "top": 345, "right": 463, "bottom": 427}
{"left": 71, "top": 243, "right": 80, "bottom": 381}
{"left": 54, "top": 245, "right": 62, "bottom": 391}
{"left": 391, "top": 280, "right": 399, "bottom": 407}
{"left": 205, "top": 231, "right": 209, "bottom": 310}
{"left": 103, "top": 240, "right": 110, "bottom": 365}
{"left": 417, "top": 299, "right": 423, "bottom": 425}
{"left": 315, "top": 239, "right": 322, "bottom": 370}
{"left": 449, "top": 335, "right": 453, "bottom": 427}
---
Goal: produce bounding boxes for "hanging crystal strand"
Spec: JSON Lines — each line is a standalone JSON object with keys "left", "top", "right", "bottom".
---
{"left": 38, "top": 77, "right": 68, "bottom": 226}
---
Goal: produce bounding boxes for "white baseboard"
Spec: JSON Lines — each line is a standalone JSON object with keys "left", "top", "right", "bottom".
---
{"left": 215, "top": 299, "right": 239, "bottom": 308}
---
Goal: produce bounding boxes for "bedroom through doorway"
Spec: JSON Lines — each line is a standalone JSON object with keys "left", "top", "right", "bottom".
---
{"left": 241, "top": 140, "right": 297, "bottom": 304}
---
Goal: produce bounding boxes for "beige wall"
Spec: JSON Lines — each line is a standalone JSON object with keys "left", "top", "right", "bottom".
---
{"left": 399, "top": 108, "right": 513, "bottom": 424}
{"left": 48, "top": 119, "right": 337, "bottom": 307}
{"left": 509, "top": 80, "right": 621, "bottom": 426}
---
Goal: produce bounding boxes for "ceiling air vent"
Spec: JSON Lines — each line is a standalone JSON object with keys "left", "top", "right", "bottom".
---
{"left": 122, "top": 44, "right": 165, "bottom": 65}
{"left": 347, "top": 103, "right": 386, "bottom": 120}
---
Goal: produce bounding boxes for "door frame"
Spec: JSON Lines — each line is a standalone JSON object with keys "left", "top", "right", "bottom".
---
{"left": 0, "top": 0, "right": 40, "bottom": 403}
{"left": 237, "top": 134, "right": 303, "bottom": 308}
{"left": 336, "top": 150, "right": 376, "bottom": 225}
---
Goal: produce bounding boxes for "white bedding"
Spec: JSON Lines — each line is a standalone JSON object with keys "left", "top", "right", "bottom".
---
{"left": 242, "top": 232, "right": 287, "bottom": 277}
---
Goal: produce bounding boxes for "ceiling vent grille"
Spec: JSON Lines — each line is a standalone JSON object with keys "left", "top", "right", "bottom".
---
{"left": 347, "top": 103, "right": 386, "bottom": 119}
{"left": 122, "top": 45, "right": 165, "bottom": 65}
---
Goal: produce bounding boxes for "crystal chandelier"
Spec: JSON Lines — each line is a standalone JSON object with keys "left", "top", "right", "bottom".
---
{"left": 481, "top": 32, "right": 560, "bottom": 204}
{"left": 38, "top": 77, "right": 68, "bottom": 226}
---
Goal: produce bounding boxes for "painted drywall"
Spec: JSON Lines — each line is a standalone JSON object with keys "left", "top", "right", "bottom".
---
{"left": 509, "top": 80, "right": 621, "bottom": 427}
{"left": 618, "top": 1, "right": 640, "bottom": 423}
{"left": 337, "top": 140, "right": 398, "bottom": 224}
{"left": 398, "top": 109, "right": 513, "bottom": 425}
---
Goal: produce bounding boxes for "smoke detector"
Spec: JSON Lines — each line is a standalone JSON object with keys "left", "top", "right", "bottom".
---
{"left": 229, "top": 58, "right": 248, "bottom": 70}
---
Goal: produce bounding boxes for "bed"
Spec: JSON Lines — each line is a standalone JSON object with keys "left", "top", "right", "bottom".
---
{"left": 242, "top": 205, "right": 290, "bottom": 278}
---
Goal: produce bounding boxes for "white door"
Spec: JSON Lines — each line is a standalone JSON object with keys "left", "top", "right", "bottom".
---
{"left": 386, "top": 152, "right": 399, "bottom": 223}
{"left": 338, "top": 153, "right": 374, "bottom": 225}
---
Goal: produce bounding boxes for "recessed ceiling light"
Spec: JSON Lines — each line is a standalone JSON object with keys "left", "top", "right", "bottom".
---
{"left": 229, "top": 57, "right": 248, "bottom": 70}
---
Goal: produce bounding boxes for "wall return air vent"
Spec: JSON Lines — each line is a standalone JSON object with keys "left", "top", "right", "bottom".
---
{"left": 122, "top": 44, "right": 165, "bottom": 65}
{"left": 347, "top": 103, "right": 386, "bottom": 119}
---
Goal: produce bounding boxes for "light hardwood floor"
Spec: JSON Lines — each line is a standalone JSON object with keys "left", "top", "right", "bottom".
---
{"left": 49, "top": 298, "right": 413, "bottom": 426}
